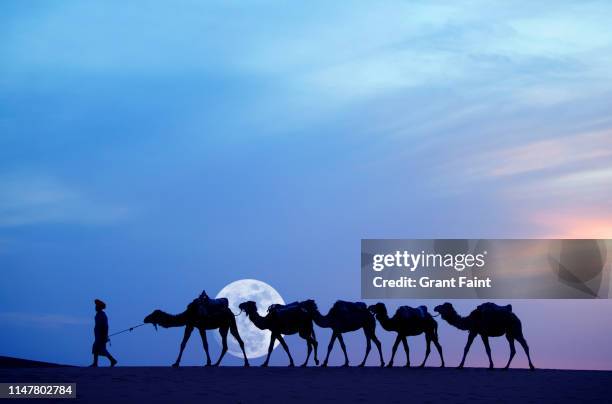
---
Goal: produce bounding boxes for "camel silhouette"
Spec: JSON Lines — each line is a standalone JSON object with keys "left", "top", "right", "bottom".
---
{"left": 238, "top": 300, "right": 319, "bottom": 367}
{"left": 301, "top": 300, "right": 384, "bottom": 367}
{"left": 368, "top": 303, "right": 444, "bottom": 368}
{"left": 144, "top": 291, "right": 249, "bottom": 367}
{"left": 434, "top": 302, "right": 535, "bottom": 370}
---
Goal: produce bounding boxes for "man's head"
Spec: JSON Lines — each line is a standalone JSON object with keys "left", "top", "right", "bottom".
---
{"left": 94, "top": 299, "right": 106, "bottom": 312}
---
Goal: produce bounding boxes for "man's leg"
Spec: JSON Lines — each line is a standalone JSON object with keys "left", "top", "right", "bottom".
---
{"left": 104, "top": 350, "right": 118, "bottom": 367}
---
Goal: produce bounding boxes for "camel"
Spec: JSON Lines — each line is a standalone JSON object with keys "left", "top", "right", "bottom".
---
{"left": 144, "top": 291, "right": 249, "bottom": 367}
{"left": 434, "top": 302, "right": 535, "bottom": 370}
{"left": 237, "top": 300, "right": 319, "bottom": 367}
{"left": 301, "top": 300, "right": 384, "bottom": 367}
{"left": 368, "top": 303, "right": 444, "bottom": 368}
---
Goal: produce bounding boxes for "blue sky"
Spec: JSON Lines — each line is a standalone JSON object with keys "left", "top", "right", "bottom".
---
{"left": 1, "top": 0, "right": 612, "bottom": 369}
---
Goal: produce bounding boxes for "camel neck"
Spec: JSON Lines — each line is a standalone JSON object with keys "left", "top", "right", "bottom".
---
{"left": 311, "top": 309, "right": 331, "bottom": 328}
{"left": 443, "top": 309, "right": 471, "bottom": 331}
{"left": 247, "top": 311, "right": 270, "bottom": 331}
{"left": 158, "top": 310, "right": 189, "bottom": 328}
{"left": 376, "top": 311, "right": 396, "bottom": 332}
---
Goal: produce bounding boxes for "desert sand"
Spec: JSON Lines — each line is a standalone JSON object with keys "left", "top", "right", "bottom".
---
{"left": 1, "top": 357, "right": 610, "bottom": 403}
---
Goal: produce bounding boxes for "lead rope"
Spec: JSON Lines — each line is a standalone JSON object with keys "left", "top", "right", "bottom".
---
{"left": 107, "top": 323, "right": 146, "bottom": 346}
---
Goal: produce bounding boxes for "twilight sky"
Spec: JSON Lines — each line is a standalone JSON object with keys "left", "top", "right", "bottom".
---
{"left": 1, "top": 0, "right": 612, "bottom": 369}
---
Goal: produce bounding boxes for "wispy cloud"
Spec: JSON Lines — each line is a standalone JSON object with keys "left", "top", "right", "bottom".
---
{"left": 468, "top": 130, "right": 612, "bottom": 178}
{"left": 0, "top": 312, "right": 89, "bottom": 328}
{"left": 0, "top": 173, "right": 128, "bottom": 227}
{"left": 4, "top": 1, "right": 612, "bottom": 106}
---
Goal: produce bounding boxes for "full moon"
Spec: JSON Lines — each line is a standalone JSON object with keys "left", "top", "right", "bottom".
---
{"left": 215, "top": 279, "right": 285, "bottom": 358}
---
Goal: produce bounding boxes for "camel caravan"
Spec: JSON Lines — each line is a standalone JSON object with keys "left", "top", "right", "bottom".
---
{"left": 143, "top": 291, "right": 535, "bottom": 370}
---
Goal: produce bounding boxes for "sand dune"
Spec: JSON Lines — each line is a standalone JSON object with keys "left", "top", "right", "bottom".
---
{"left": 1, "top": 360, "right": 610, "bottom": 403}
{"left": 0, "top": 356, "right": 71, "bottom": 368}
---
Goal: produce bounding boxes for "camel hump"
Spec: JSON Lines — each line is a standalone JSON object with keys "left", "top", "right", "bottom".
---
{"left": 206, "top": 297, "right": 229, "bottom": 309}
{"left": 333, "top": 300, "right": 367, "bottom": 311}
{"left": 191, "top": 296, "right": 229, "bottom": 316}
{"left": 397, "top": 305, "right": 429, "bottom": 319}
{"left": 268, "top": 301, "right": 307, "bottom": 315}
{"left": 477, "top": 302, "right": 512, "bottom": 313}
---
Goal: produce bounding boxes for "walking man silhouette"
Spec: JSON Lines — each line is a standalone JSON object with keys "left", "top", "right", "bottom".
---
{"left": 90, "top": 299, "right": 118, "bottom": 367}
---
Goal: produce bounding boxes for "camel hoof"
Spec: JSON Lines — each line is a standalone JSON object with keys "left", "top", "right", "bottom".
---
{"left": 260, "top": 363, "right": 269, "bottom": 368}
{"left": 300, "top": 363, "right": 307, "bottom": 368}
{"left": 171, "top": 363, "right": 179, "bottom": 368}
{"left": 244, "top": 362, "right": 250, "bottom": 368}
{"left": 440, "top": 364, "right": 445, "bottom": 368}
{"left": 342, "top": 363, "right": 350, "bottom": 368}
{"left": 405, "top": 364, "right": 411, "bottom": 368}
{"left": 288, "top": 363, "right": 295, "bottom": 368}
{"left": 204, "top": 363, "right": 212, "bottom": 367}
{"left": 456, "top": 365, "right": 464, "bottom": 369}
{"left": 386, "top": 363, "right": 393, "bottom": 368}
{"left": 314, "top": 359, "right": 320, "bottom": 365}
{"left": 419, "top": 364, "right": 425, "bottom": 368}
{"left": 487, "top": 366, "right": 494, "bottom": 371}
{"left": 380, "top": 362, "right": 385, "bottom": 368}
{"left": 320, "top": 362, "right": 328, "bottom": 368}
{"left": 529, "top": 365, "right": 536, "bottom": 371}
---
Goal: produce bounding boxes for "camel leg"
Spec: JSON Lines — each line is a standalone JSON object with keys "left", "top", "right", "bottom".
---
{"left": 481, "top": 335, "right": 494, "bottom": 369}
{"left": 229, "top": 318, "right": 250, "bottom": 367}
{"left": 173, "top": 325, "right": 194, "bottom": 367}
{"left": 420, "top": 334, "right": 431, "bottom": 368}
{"left": 213, "top": 326, "right": 229, "bottom": 366}
{"left": 303, "top": 338, "right": 312, "bottom": 367}
{"left": 401, "top": 337, "right": 410, "bottom": 367}
{"left": 299, "top": 329, "right": 312, "bottom": 367}
{"left": 371, "top": 331, "right": 384, "bottom": 367}
{"left": 198, "top": 328, "right": 212, "bottom": 366}
{"left": 504, "top": 334, "right": 516, "bottom": 370}
{"left": 311, "top": 328, "right": 319, "bottom": 365}
{"left": 431, "top": 332, "right": 445, "bottom": 367}
{"left": 358, "top": 331, "right": 372, "bottom": 367}
{"left": 387, "top": 334, "right": 402, "bottom": 367}
{"left": 337, "top": 334, "right": 350, "bottom": 367}
{"left": 321, "top": 332, "right": 337, "bottom": 367}
{"left": 277, "top": 335, "right": 295, "bottom": 367}
{"left": 261, "top": 334, "right": 276, "bottom": 367}
{"left": 458, "top": 331, "right": 477, "bottom": 369}
{"left": 516, "top": 335, "right": 535, "bottom": 370}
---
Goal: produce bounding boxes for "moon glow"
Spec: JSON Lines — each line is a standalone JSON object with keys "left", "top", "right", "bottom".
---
{"left": 215, "top": 279, "right": 285, "bottom": 358}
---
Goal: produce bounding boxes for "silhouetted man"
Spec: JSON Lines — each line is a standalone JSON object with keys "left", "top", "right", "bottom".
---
{"left": 90, "top": 299, "right": 118, "bottom": 367}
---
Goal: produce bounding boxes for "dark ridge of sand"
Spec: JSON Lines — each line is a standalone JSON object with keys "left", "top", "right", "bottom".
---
{"left": 0, "top": 356, "right": 72, "bottom": 368}
{"left": 1, "top": 366, "right": 610, "bottom": 403}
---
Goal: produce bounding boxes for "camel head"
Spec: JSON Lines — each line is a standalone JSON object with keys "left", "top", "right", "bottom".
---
{"left": 367, "top": 302, "right": 387, "bottom": 316}
{"left": 238, "top": 301, "right": 258, "bottom": 315}
{"left": 143, "top": 309, "right": 165, "bottom": 330}
{"left": 434, "top": 302, "right": 455, "bottom": 318}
